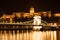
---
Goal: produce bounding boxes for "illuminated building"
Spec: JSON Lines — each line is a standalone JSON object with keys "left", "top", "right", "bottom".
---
{"left": 54, "top": 13, "right": 60, "bottom": 17}
{"left": 0, "top": 6, "right": 51, "bottom": 23}
{"left": 30, "top": 6, "right": 34, "bottom": 16}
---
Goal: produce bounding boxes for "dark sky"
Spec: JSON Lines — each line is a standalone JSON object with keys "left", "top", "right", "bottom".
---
{"left": 0, "top": 0, "right": 60, "bottom": 14}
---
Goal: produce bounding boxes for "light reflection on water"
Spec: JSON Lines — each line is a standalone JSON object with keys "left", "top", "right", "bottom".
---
{"left": 0, "top": 30, "right": 57, "bottom": 40}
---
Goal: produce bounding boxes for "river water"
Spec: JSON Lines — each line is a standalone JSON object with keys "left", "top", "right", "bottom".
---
{"left": 0, "top": 30, "right": 59, "bottom": 40}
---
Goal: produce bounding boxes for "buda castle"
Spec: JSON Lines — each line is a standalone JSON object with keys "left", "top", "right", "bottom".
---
{"left": 0, "top": 6, "right": 51, "bottom": 23}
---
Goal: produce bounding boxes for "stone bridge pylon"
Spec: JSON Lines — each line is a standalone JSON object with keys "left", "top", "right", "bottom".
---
{"left": 22, "top": 16, "right": 47, "bottom": 25}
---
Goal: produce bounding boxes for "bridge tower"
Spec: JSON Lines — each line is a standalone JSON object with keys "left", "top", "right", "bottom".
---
{"left": 33, "top": 15, "right": 41, "bottom": 25}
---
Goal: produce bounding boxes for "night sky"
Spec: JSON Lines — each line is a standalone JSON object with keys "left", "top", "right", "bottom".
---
{"left": 0, "top": 0, "right": 60, "bottom": 14}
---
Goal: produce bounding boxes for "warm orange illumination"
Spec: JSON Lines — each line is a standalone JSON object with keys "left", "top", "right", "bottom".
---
{"left": 30, "top": 6, "right": 34, "bottom": 13}
{"left": 48, "top": 13, "right": 51, "bottom": 17}
{"left": 33, "top": 26, "right": 42, "bottom": 30}
{"left": 54, "top": 13, "right": 60, "bottom": 17}
{"left": 30, "top": 6, "right": 34, "bottom": 16}
{"left": 23, "top": 13, "right": 30, "bottom": 18}
{"left": 16, "top": 12, "right": 21, "bottom": 18}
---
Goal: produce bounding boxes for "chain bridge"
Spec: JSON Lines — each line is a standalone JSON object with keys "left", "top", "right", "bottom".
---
{"left": 0, "top": 19, "right": 60, "bottom": 31}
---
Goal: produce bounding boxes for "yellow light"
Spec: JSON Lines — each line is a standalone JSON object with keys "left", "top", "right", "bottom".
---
{"left": 54, "top": 13, "right": 60, "bottom": 17}
{"left": 33, "top": 26, "right": 42, "bottom": 30}
{"left": 33, "top": 16, "right": 41, "bottom": 25}
{"left": 42, "top": 12, "right": 47, "bottom": 13}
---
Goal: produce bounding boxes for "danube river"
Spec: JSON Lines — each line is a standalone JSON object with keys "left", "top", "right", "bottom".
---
{"left": 0, "top": 30, "right": 60, "bottom": 40}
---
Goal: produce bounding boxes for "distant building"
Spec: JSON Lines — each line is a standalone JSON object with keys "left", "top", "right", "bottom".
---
{"left": 54, "top": 13, "right": 60, "bottom": 17}
{"left": 0, "top": 6, "right": 51, "bottom": 23}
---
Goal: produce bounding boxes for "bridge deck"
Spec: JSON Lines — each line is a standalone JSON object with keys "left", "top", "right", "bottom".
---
{"left": 0, "top": 23, "right": 60, "bottom": 31}
{"left": 0, "top": 23, "right": 60, "bottom": 27}
{"left": 0, "top": 23, "right": 43, "bottom": 26}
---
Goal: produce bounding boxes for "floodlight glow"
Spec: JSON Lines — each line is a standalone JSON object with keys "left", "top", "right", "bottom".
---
{"left": 33, "top": 16, "right": 41, "bottom": 25}
{"left": 33, "top": 26, "right": 42, "bottom": 29}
